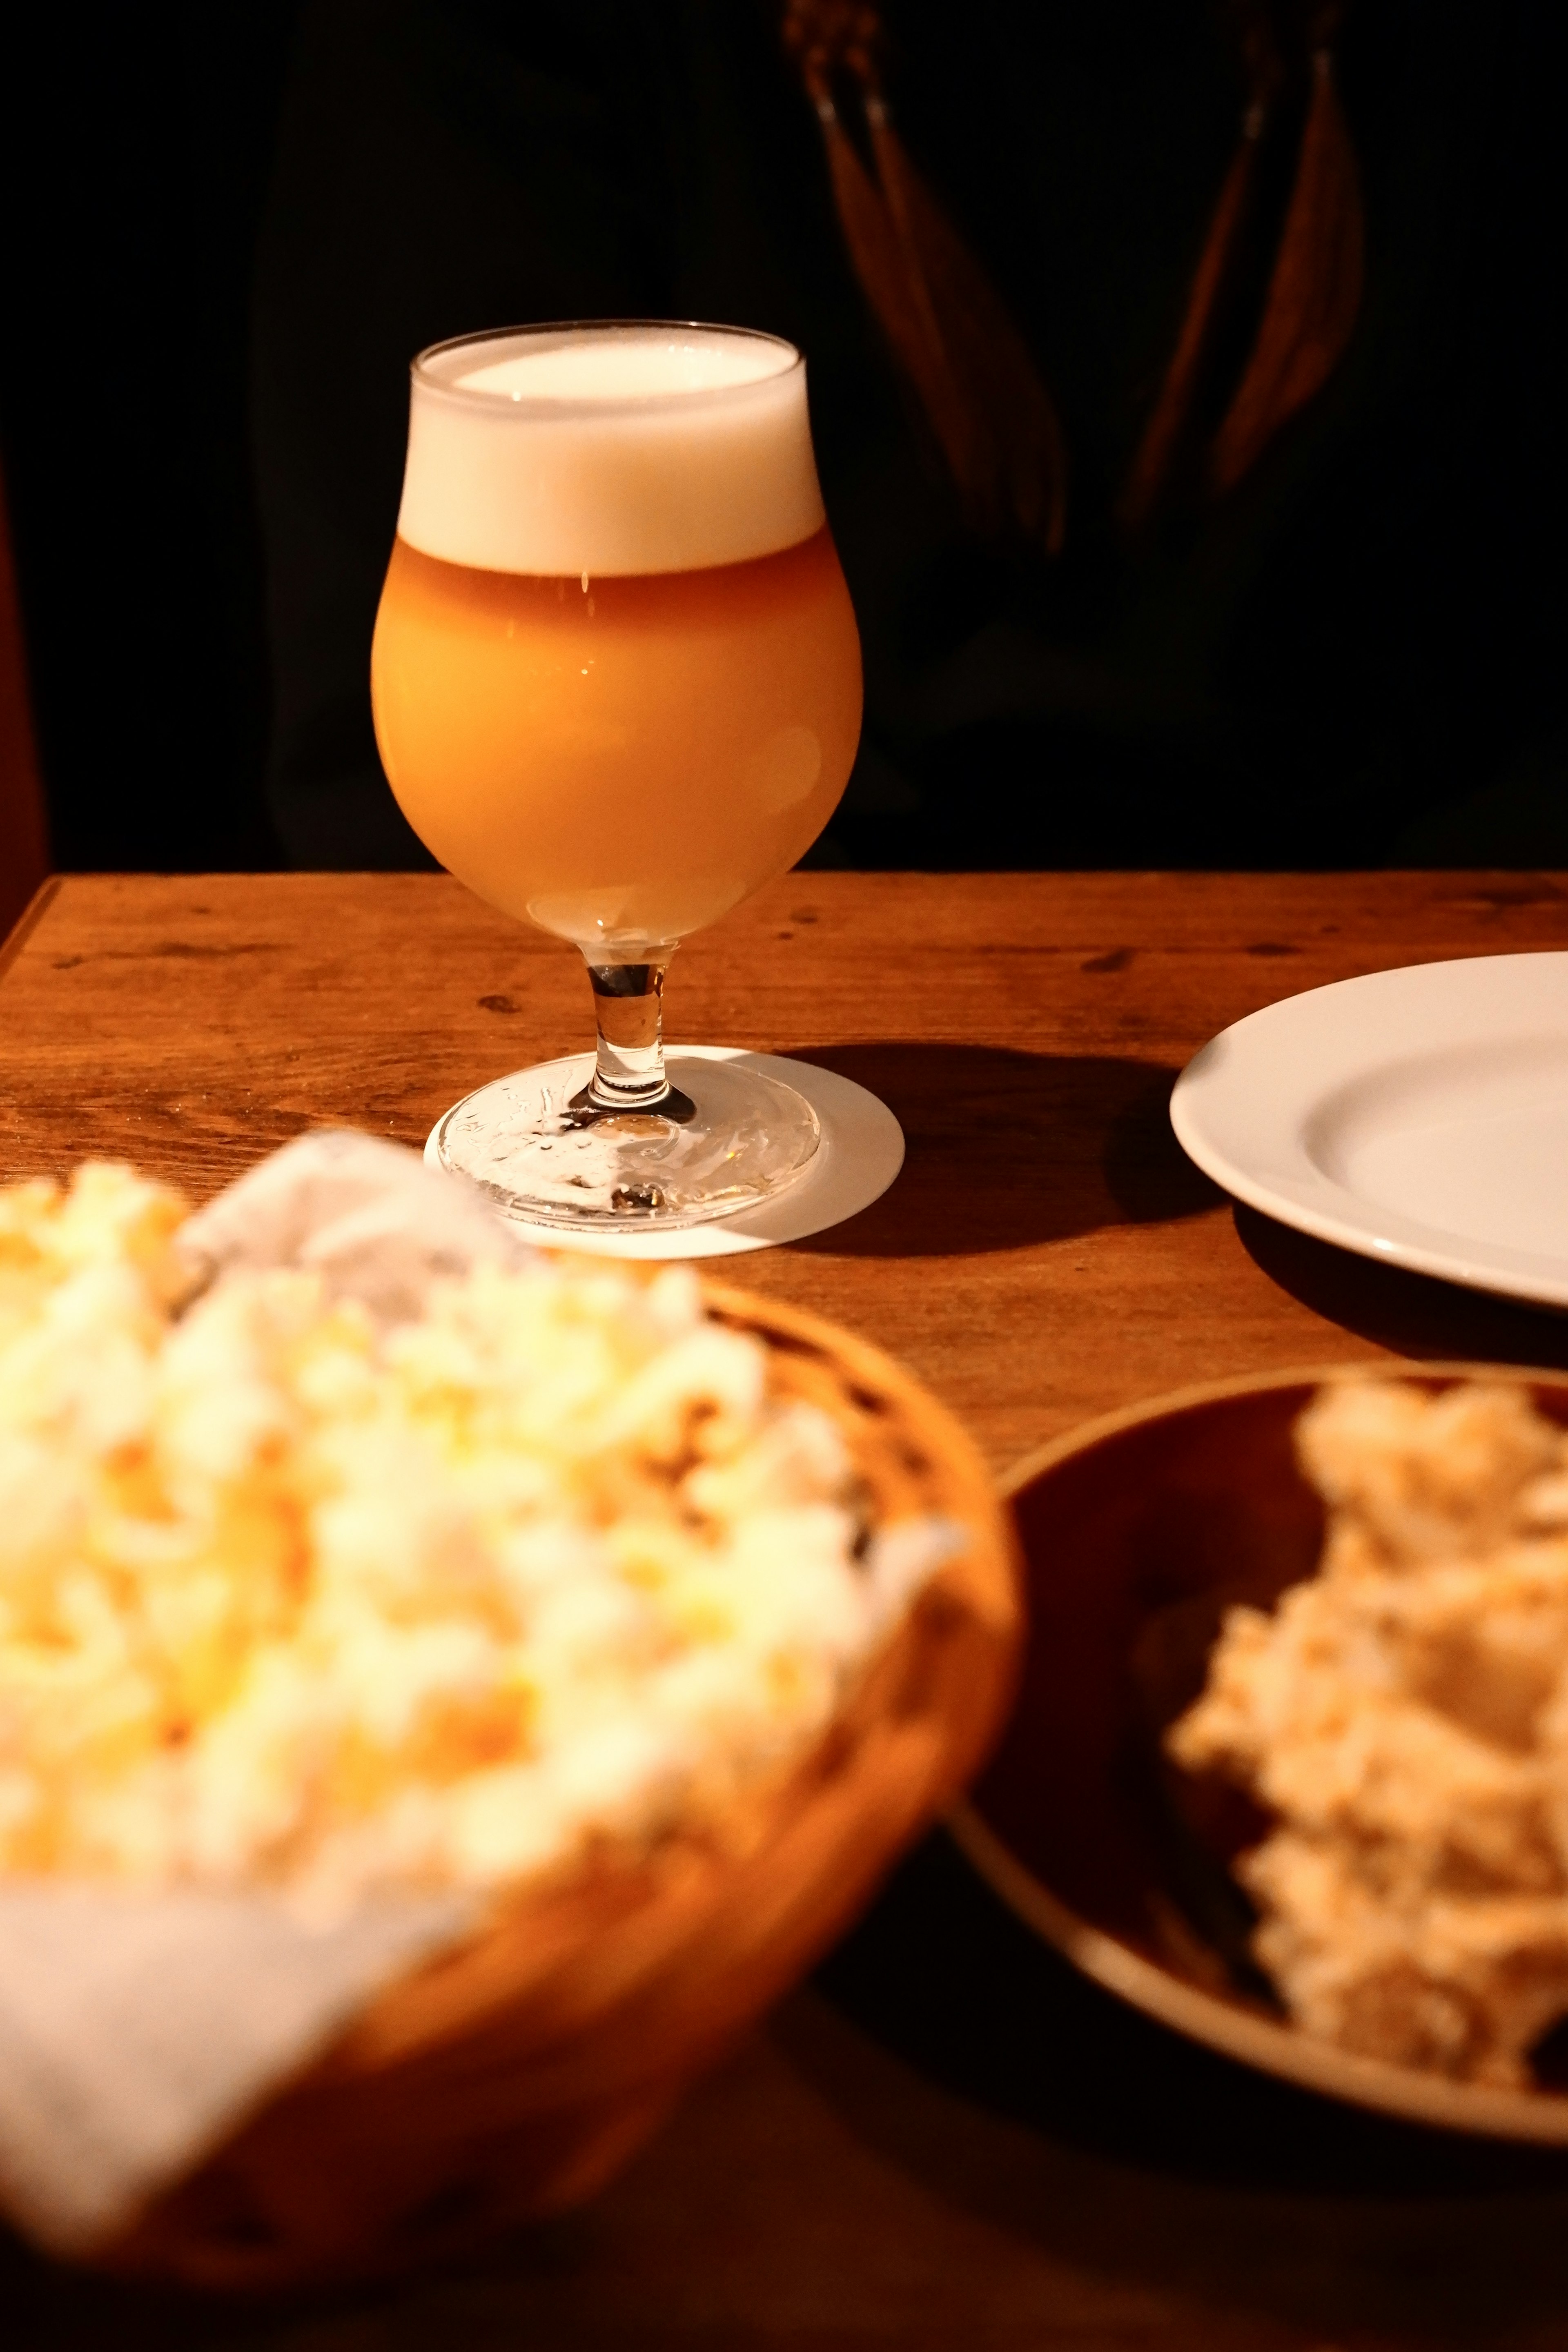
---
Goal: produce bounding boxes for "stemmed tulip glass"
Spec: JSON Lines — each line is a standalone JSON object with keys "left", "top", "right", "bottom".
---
{"left": 371, "top": 321, "right": 862, "bottom": 1229}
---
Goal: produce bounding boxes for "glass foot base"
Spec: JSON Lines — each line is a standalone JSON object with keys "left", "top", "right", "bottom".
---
{"left": 432, "top": 1052, "right": 821, "bottom": 1230}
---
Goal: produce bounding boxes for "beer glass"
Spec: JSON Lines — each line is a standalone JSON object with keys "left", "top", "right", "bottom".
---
{"left": 372, "top": 323, "right": 862, "bottom": 1229}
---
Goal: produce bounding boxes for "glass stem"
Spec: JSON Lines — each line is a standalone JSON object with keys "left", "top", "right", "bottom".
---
{"left": 577, "top": 956, "right": 694, "bottom": 1120}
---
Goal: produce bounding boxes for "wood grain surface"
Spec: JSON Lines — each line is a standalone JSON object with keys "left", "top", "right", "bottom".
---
{"left": 6, "top": 868, "right": 1568, "bottom": 2347}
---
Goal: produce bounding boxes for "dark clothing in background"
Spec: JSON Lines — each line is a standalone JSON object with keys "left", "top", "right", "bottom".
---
{"left": 251, "top": 0, "right": 1568, "bottom": 873}
{"left": 0, "top": 9, "right": 295, "bottom": 873}
{"left": 2, "top": 3, "right": 1565, "bottom": 876}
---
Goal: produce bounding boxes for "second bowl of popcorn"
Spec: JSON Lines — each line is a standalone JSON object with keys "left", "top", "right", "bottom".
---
{"left": 956, "top": 1361, "right": 1568, "bottom": 2143}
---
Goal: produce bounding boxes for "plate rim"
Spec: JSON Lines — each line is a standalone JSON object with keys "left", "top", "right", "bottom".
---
{"left": 1170, "top": 951, "right": 1568, "bottom": 1310}
{"left": 956, "top": 1360, "right": 1568, "bottom": 2143}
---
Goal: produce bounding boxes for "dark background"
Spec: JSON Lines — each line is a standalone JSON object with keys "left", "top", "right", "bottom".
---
{"left": 0, "top": 2, "right": 1564, "bottom": 879}
{"left": 0, "top": 9, "right": 296, "bottom": 873}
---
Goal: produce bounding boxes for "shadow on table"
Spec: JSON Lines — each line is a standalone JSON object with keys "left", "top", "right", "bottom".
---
{"left": 797, "top": 1829, "right": 1568, "bottom": 2344}
{"left": 1236, "top": 1204, "right": 1568, "bottom": 1370}
{"left": 790, "top": 1043, "right": 1223, "bottom": 1257}
{"left": 9, "top": 1835, "right": 1568, "bottom": 2350}
{"left": 0, "top": 2235, "right": 294, "bottom": 2352}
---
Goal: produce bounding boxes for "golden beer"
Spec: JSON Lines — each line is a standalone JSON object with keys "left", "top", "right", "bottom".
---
{"left": 372, "top": 323, "right": 860, "bottom": 958}
{"left": 372, "top": 525, "right": 860, "bottom": 949}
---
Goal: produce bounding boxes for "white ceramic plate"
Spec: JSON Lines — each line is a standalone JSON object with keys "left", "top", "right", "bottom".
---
{"left": 1170, "top": 953, "right": 1568, "bottom": 1309}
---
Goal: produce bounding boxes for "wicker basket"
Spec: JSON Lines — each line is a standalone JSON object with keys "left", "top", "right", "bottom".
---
{"left": 102, "top": 1282, "right": 1021, "bottom": 2291}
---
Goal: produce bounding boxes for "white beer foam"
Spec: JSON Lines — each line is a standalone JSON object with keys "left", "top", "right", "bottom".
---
{"left": 396, "top": 326, "right": 826, "bottom": 578}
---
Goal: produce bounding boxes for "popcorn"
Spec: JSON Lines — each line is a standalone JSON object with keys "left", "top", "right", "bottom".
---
{"left": 0, "top": 1164, "right": 948, "bottom": 1916}
{"left": 1169, "top": 1379, "right": 1568, "bottom": 2087}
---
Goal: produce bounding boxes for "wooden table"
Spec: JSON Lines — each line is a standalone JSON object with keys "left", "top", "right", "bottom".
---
{"left": 5, "top": 869, "right": 1568, "bottom": 2350}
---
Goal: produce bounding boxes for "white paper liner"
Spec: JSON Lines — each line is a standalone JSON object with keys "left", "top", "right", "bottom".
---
{"left": 0, "top": 1885, "right": 473, "bottom": 2254}
{"left": 425, "top": 1050, "right": 905, "bottom": 1260}
{"left": 179, "top": 1126, "right": 537, "bottom": 1321}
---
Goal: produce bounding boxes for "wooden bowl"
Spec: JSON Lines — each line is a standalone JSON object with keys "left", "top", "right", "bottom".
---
{"left": 953, "top": 1362, "right": 1568, "bottom": 2146}
{"left": 102, "top": 1283, "right": 1021, "bottom": 2292}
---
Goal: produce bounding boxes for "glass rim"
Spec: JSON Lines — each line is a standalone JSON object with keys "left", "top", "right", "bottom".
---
{"left": 409, "top": 320, "right": 804, "bottom": 417}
